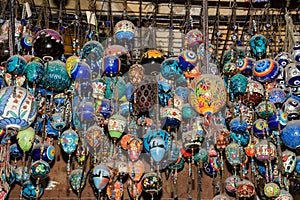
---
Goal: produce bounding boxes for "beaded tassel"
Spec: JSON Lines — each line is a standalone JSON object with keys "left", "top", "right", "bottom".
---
{"left": 66, "top": 154, "right": 71, "bottom": 175}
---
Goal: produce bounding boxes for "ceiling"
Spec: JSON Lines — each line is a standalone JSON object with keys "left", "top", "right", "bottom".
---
{"left": 1, "top": 0, "right": 300, "bottom": 63}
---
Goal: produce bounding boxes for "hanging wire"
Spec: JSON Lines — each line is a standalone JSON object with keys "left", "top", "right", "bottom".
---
{"left": 0, "top": 0, "right": 8, "bottom": 21}
{"left": 96, "top": 0, "right": 106, "bottom": 43}
{"left": 268, "top": 9, "right": 276, "bottom": 57}
{"left": 85, "top": 0, "right": 97, "bottom": 42}
{"left": 17, "top": 0, "right": 28, "bottom": 55}
{"left": 93, "top": 0, "right": 99, "bottom": 41}
{"left": 138, "top": 0, "right": 142, "bottom": 50}
{"left": 184, "top": 0, "right": 191, "bottom": 35}
{"left": 44, "top": 0, "right": 50, "bottom": 28}
{"left": 27, "top": 0, "right": 38, "bottom": 18}
{"left": 212, "top": 0, "right": 221, "bottom": 65}
{"left": 108, "top": 0, "right": 113, "bottom": 37}
{"left": 198, "top": 5, "right": 203, "bottom": 30}
{"left": 202, "top": 0, "right": 209, "bottom": 73}
{"left": 270, "top": 10, "right": 278, "bottom": 55}
{"left": 150, "top": 0, "right": 158, "bottom": 49}
{"left": 284, "top": 10, "right": 296, "bottom": 52}
{"left": 122, "top": 0, "right": 127, "bottom": 19}
{"left": 211, "top": 0, "right": 221, "bottom": 45}
{"left": 240, "top": 2, "right": 252, "bottom": 45}
{"left": 36, "top": 0, "right": 50, "bottom": 28}
{"left": 231, "top": 0, "right": 237, "bottom": 49}
{"left": 219, "top": 0, "right": 236, "bottom": 69}
{"left": 9, "top": 0, "right": 15, "bottom": 56}
{"left": 168, "top": 0, "right": 174, "bottom": 57}
{"left": 2, "top": 0, "right": 296, "bottom": 59}
{"left": 46, "top": 0, "right": 52, "bottom": 22}
{"left": 57, "top": 0, "right": 63, "bottom": 32}
{"left": 75, "top": 0, "right": 82, "bottom": 49}
{"left": 15, "top": 0, "right": 21, "bottom": 21}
